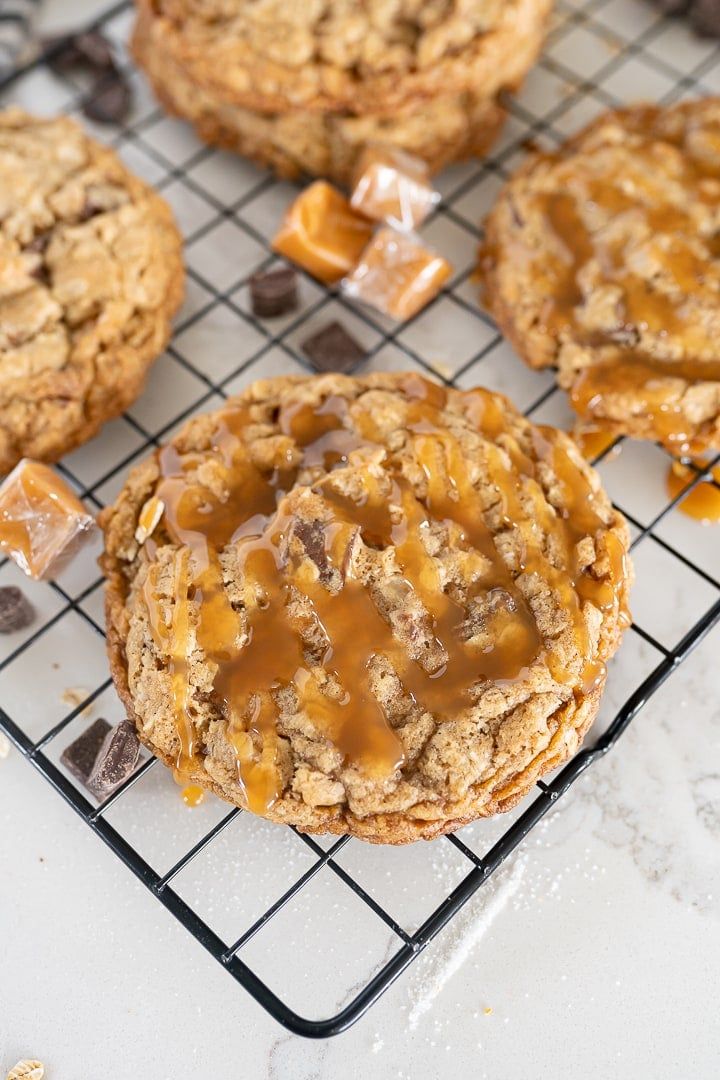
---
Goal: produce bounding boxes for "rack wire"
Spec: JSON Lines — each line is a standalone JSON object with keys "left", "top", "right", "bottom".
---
{"left": 2, "top": 0, "right": 720, "bottom": 1039}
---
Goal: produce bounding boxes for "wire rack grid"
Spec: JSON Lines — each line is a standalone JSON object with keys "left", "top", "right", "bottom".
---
{"left": 1, "top": 0, "right": 720, "bottom": 1040}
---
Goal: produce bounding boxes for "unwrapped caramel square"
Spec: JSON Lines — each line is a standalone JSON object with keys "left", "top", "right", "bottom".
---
{"left": 272, "top": 181, "right": 373, "bottom": 284}
{"left": 350, "top": 146, "right": 440, "bottom": 231}
{"left": 0, "top": 459, "right": 97, "bottom": 580}
{"left": 342, "top": 227, "right": 452, "bottom": 321}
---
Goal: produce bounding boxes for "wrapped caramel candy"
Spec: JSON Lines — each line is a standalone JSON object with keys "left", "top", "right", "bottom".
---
{"left": 342, "top": 227, "right": 452, "bottom": 321}
{"left": 272, "top": 180, "right": 373, "bottom": 284}
{"left": 350, "top": 145, "right": 440, "bottom": 231}
{"left": 0, "top": 459, "right": 97, "bottom": 580}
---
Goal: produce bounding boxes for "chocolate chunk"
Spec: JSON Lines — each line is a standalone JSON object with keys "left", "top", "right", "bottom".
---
{"left": 44, "top": 29, "right": 115, "bottom": 73}
{"left": 74, "top": 30, "right": 115, "bottom": 69}
{"left": 86, "top": 720, "right": 140, "bottom": 800}
{"left": 250, "top": 267, "right": 299, "bottom": 318}
{"left": 83, "top": 73, "right": 131, "bottom": 125}
{"left": 0, "top": 586, "right": 35, "bottom": 633}
{"left": 60, "top": 718, "right": 111, "bottom": 786}
{"left": 292, "top": 519, "right": 332, "bottom": 584}
{"left": 301, "top": 320, "right": 366, "bottom": 374}
{"left": 691, "top": 0, "right": 720, "bottom": 36}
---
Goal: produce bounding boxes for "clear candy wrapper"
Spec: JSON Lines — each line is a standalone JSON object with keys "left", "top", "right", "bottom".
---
{"left": 0, "top": 459, "right": 97, "bottom": 580}
{"left": 342, "top": 226, "right": 452, "bottom": 321}
{"left": 272, "top": 180, "right": 373, "bottom": 284}
{"left": 350, "top": 145, "right": 440, "bottom": 231}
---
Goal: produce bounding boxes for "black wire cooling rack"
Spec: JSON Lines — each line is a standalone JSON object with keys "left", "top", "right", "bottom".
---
{"left": 2, "top": 0, "right": 720, "bottom": 1039}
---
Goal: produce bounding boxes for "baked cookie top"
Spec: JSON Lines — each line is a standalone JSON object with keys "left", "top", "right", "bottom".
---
{"left": 480, "top": 99, "right": 720, "bottom": 455}
{"left": 137, "top": 0, "right": 552, "bottom": 113}
{"left": 101, "top": 373, "right": 631, "bottom": 843}
{"left": 0, "top": 109, "right": 183, "bottom": 474}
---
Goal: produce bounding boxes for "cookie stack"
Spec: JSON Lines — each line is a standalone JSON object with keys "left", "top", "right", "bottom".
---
{"left": 132, "top": 0, "right": 553, "bottom": 183}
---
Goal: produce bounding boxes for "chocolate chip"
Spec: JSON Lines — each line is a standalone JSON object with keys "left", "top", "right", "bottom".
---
{"left": 86, "top": 720, "right": 140, "bottom": 800}
{"left": 301, "top": 320, "right": 366, "bottom": 374}
{"left": 292, "top": 519, "right": 332, "bottom": 583}
{"left": 0, "top": 586, "right": 35, "bottom": 633}
{"left": 250, "top": 267, "right": 299, "bottom": 318}
{"left": 691, "top": 0, "right": 720, "bottom": 36}
{"left": 82, "top": 73, "right": 131, "bottom": 125}
{"left": 60, "top": 718, "right": 111, "bottom": 786}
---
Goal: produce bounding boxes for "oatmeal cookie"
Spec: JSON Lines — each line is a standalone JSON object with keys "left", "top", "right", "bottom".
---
{"left": 480, "top": 99, "right": 720, "bottom": 455}
{"left": 131, "top": 0, "right": 552, "bottom": 182}
{"left": 0, "top": 109, "right": 184, "bottom": 474}
{"left": 101, "top": 372, "right": 632, "bottom": 843}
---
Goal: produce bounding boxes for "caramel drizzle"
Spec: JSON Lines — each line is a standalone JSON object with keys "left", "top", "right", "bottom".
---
{"left": 139, "top": 376, "right": 626, "bottom": 814}
{"left": 514, "top": 110, "right": 720, "bottom": 452}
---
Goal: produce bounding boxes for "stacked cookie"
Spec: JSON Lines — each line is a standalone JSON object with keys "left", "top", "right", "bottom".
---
{"left": 131, "top": 0, "right": 553, "bottom": 183}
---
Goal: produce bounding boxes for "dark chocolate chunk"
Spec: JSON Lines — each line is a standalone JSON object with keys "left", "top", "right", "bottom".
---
{"left": 74, "top": 30, "right": 116, "bottom": 69}
{"left": 301, "top": 320, "right": 366, "bottom": 374}
{"left": 83, "top": 73, "right": 131, "bottom": 125}
{"left": 0, "top": 586, "right": 35, "bottom": 633}
{"left": 60, "top": 718, "right": 111, "bottom": 785}
{"left": 292, "top": 518, "right": 332, "bottom": 584}
{"left": 691, "top": 0, "right": 720, "bottom": 36}
{"left": 44, "top": 29, "right": 115, "bottom": 73}
{"left": 250, "top": 267, "right": 299, "bottom": 318}
{"left": 86, "top": 719, "right": 140, "bottom": 800}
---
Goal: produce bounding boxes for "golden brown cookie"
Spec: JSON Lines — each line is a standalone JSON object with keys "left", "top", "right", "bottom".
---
{"left": 480, "top": 99, "right": 720, "bottom": 456}
{"left": 0, "top": 108, "right": 184, "bottom": 474}
{"left": 131, "top": 0, "right": 552, "bottom": 183}
{"left": 101, "top": 372, "right": 632, "bottom": 843}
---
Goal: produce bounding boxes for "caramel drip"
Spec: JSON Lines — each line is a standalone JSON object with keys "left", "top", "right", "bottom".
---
{"left": 138, "top": 376, "right": 626, "bottom": 814}
{"left": 569, "top": 357, "right": 720, "bottom": 453}
{"left": 666, "top": 460, "right": 720, "bottom": 524}
{"left": 525, "top": 118, "right": 720, "bottom": 450}
{"left": 574, "top": 427, "right": 618, "bottom": 461}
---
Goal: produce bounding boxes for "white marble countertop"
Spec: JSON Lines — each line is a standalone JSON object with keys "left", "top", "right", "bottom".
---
{"left": 1, "top": 1, "right": 719, "bottom": 1077}
{"left": 1, "top": 618, "right": 719, "bottom": 1079}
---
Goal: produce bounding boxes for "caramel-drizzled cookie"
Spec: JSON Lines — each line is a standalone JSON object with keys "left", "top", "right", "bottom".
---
{"left": 0, "top": 109, "right": 184, "bottom": 474}
{"left": 101, "top": 372, "right": 631, "bottom": 843}
{"left": 131, "top": 0, "right": 552, "bottom": 183}
{"left": 480, "top": 99, "right": 720, "bottom": 456}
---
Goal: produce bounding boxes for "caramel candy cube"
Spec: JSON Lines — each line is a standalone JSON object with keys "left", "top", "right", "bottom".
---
{"left": 350, "top": 145, "right": 440, "bottom": 231}
{"left": 0, "top": 459, "right": 97, "bottom": 580}
{"left": 342, "top": 227, "right": 452, "bottom": 321}
{"left": 272, "top": 180, "right": 373, "bottom": 284}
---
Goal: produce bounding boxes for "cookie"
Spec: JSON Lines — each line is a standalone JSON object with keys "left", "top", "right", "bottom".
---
{"left": 480, "top": 99, "right": 720, "bottom": 455}
{"left": 101, "top": 372, "right": 632, "bottom": 844}
{"left": 0, "top": 109, "right": 184, "bottom": 474}
{"left": 131, "top": 0, "right": 552, "bottom": 183}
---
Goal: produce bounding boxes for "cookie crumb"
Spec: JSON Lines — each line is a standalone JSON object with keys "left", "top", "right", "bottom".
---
{"left": 6, "top": 1062, "right": 44, "bottom": 1080}
{"left": 61, "top": 687, "right": 93, "bottom": 716}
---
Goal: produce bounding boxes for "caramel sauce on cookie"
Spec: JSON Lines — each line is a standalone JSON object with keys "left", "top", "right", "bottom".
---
{"left": 512, "top": 109, "right": 720, "bottom": 453}
{"left": 138, "top": 376, "right": 627, "bottom": 814}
